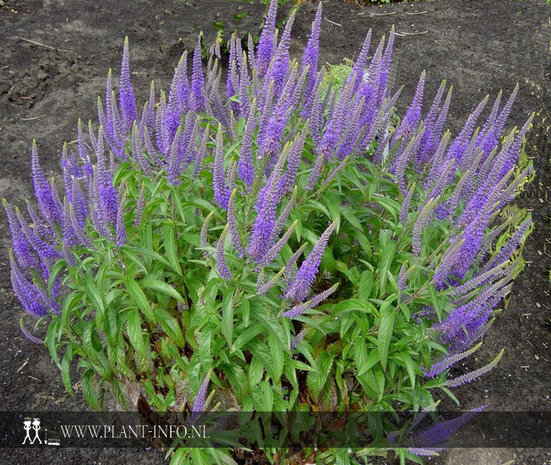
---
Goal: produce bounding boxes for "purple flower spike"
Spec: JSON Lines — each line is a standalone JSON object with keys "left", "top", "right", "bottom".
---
{"left": 256, "top": 0, "right": 278, "bottom": 77}
{"left": 115, "top": 189, "right": 127, "bottom": 247}
{"left": 215, "top": 225, "right": 231, "bottom": 280}
{"left": 488, "top": 218, "right": 532, "bottom": 270}
{"left": 396, "top": 71, "right": 425, "bottom": 141}
{"left": 301, "top": 2, "right": 322, "bottom": 96}
{"left": 119, "top": 37, "right": 137, "bottom": 132}
{"left": 4, "top": 201, "right": 38, "bottom": 270}
{"left": 443, "top": 351, "right": 503, "bottom": 387}
{"left": 283, "top": 283, "right": 338, "bottom": 318}
{"left": 285, "top": 221, "right": 337, "bottom": 302}
{"left": 227, "top": 190, "right": 243, "bottom": 257}
{"left": 191, "top": 372, "right": 211, "bottom": 420}
{"left": 9, "top": 252, "right": 49, "bottom": 318}
{"left": 238, "top": 101, "right": 257, "bottom": 186}
{"left": 31, "top": 141, "right": 63, "bottom": 226}
{"left": 191, "top": 36, "right": 205, "bottom": 112}
{"left": 20, "top": 320, "right": 43, "bottom": 344}
{"left": 268, "top": 9, "right": 295, "bottom": 94}
{"left": 213, "top": 124, "right": 231, "bottom": 210}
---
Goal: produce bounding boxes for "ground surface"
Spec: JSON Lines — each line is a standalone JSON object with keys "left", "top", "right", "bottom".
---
{"left": 0, "top": 0, "right": 550, "bottom": 464}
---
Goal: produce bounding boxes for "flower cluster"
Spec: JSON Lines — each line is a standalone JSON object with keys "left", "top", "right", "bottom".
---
{"left": 5, "top": 1, "right": 533, "bottom": 459}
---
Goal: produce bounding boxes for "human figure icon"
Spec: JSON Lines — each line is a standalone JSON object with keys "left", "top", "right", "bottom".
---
{"left": 31, "top": 418, "right": 42, "bottom": 445}
{"left": 22, "top": 418, "right": 32, "bottom": 445}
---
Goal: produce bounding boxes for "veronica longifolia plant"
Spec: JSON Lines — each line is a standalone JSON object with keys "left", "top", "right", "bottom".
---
{"left": 6, "top": 1, "right": 533, "bottom": 463}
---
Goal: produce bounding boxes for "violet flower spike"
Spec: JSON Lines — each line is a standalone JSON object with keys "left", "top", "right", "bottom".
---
{"left": 115, "top": 188, "right": 127, "bottom": 247}
{"left": 191, "top": 372, "right": 211, "bottom": 420}
{"left": 283, "top": 283, "right": 339, "bottom": 318}
{"left": 213, "top": 123, "right": 231, "bottom": 210}
{"left": 31, "top": 141, "right": 63, "bottom": 226}
{"left": 301, "top": 2, "right": 322, "bottom": 95}
{"left": 285, "top": 221, "right": 337, "bottom": 302}
{"left": 9, "top": 252, "right": 49, "bottom": 317}
{"left": 119, "top": 37, "right": 137, "bottom": 132}
{"left": 443, "top": 350, "right": 503, "bottom": 387}
{"left": 20, "top": 319, "right": 43, "bottom": 345}
{"left": 258, "top": 219, "right": 298, "bottom": 268}
{"left": 256, "top": 0, "right": 278, "bottom": 77}
{"left": 191, "top": 36, "right": 205, "bottom": 112}
{"left": 215, "top": 224, "right": 231, "bottom": 280}
{"left": 132, "top": 185, "right": 146, "bottom": 230}
{"left": 400, "top": 184, "right": 415, "bottom": 224}
{"left": 227, "top": 190, "right": 243, "bottom": 258}
{"left": 238, "top": 100, "right": 257, "bottom": 186}
{"left": 200, "top": 211, "right": 214, "bottom": 260}
{"left": 4, "top": 201, "right": 38, "bottom": 270}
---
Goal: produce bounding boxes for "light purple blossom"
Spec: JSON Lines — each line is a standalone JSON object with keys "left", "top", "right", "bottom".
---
{"left": 283, "top": 283, "right": 338, "bottom": 318}
{"left": 213, "top": 124, "right": 231, "bottom": 210}
{"left": 119, "top": 37, "right": 137, "bottom": 132}
{"left": 256, "top": 0, "right": 278, "bottom": 77}
{"left": 215, "top": 225, "right": 231, "bottom": 280}
{"left": 285, "top": 221, "right": 337, "bottom": 302}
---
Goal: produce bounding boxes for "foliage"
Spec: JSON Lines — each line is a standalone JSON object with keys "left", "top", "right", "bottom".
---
{"left": 5, "top": 0, "right": 534, "bottom": 463}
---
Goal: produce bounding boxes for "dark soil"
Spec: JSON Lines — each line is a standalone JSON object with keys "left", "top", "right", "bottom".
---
{"left": 1, "top": 0, "right": 550, "bottom": 464}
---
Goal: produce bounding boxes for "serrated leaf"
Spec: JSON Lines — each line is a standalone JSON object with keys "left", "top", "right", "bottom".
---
{"left": 61, "top": 346, "right": 74, "bottom": 395}
{"left": 232, "top": 325, "right": 263, "bottom": 352}
{"left": 341, "top": 206, "right": 363, "bottom": 230}
{"left": 249, "top": 355, "right": 264, "bottom": 387}
{"left": 222, "top": 294, "right": 234, "bottom": 347}
{"left": 140, "top": 277, "right": 185, "bottom": 302}
{"left": 268, "top": 335, "right": 284, "bottom": 381}
{"left": 125, "top": 308, "right": 149, "bottom": 372}
{"left": 307, "top": 351, "right": 335, "bottom": 402}
{"left": 357, "top": 345, "right": 380, "bottom": 377}
{"left": 163, "top": 225, "right": 182, "bottom": 276}
{"left": 378, "top": 241, "right": 397, "bottom": 295}
{"left": 377, "top": 299, "right": 395, "bottom": 372}
{"left": 155, "top": 307, "right": 185, "bottom": 348}
{"left": 46, "top": 320, "right": 61, "bottom": 367}
{"left": 82, "top": 369, "right": 100, "bottom": 410}
{"left": 125, "top": 279, "right": 155, "bottom": 322}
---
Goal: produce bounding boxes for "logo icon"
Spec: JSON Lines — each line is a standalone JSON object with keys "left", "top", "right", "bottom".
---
{"left": 22, "top": 417, "right": 60, "bottom": 446}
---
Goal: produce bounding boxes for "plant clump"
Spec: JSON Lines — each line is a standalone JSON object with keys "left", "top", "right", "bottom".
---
{"left": 6, "top": 1, "right": 534, "bottom": 464}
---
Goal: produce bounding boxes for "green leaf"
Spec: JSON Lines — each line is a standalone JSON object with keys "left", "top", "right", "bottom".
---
{"left": 125, "top": 308, "right": 149, "bottom": 372}
{"left": 61, "top": 346, "right": 74, "bottom": 396}
{"left": 46, "top": 320, "right": 61, "bottom": 367}
{"left": 83, "top": 273, "right": 105, "bottom": 318}
{"left": 125, "top": 279, "right": 155, "bottom": 322}
{"left": 341, "top": 206, "right": 363, "bottom": 230}
{"left": 47, "top": 259, "right": 67, "bottom": 297}
{"left": 378, "top": 241, "right": 397, "bottom": 295}
{"left": 377, "top": 299, "right": 395, "bottom": 372}
{"left": 155, "top": 307, "right": 186, "bottom": 348}
{"left": 356, "top": 232, "right": 372, "bottom": 259}
{"left": 82, "top": 369, "right": 100, "bottom": 410}
{"left": 306, "top": 351, "right": 335, "bottom": 402}
{"left": 429, "top": 284, "right": 444, "bottom": 322}
{"left": 222, "top": 294, "right": 234, "bottom": 348}
{"left": 140, "top": 277, "right": 185, "bottom": 302}
{"left": 268, "top": 335, "right": 284, "bottom": 381}
{"left": 232, "top": 324, "right": 263, "bottom": 352}
{"left": 249, "top": 355, "right": 264, "bottom": 387}
{"left": 163, "top": 225, "right": 182, "bottom": 276}
{"left": 357, "top": 345, "right": 380, "bottom": 377}
{"left": 358, "top": 271, "right": 374, "bottom": 301}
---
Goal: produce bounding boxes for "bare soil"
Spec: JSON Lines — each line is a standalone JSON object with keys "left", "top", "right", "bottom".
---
{"left": 0, "top": 0, "right": 550, "bottom": 464}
